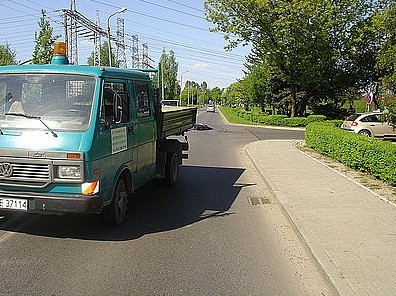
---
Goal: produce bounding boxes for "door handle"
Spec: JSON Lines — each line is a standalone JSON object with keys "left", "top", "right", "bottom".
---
{"left": 127, "top": 126, "right": 134, "bottom": 134}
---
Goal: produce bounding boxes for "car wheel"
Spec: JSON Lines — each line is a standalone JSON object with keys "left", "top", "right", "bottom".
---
{"left": 165, "top": 152, "right": 179, "bottom": 186}
{"left": 103, "top": 178, "right": 129, "bottom": 225}
{"left": 358, "top": 129, "right": 372, "bottom": 137}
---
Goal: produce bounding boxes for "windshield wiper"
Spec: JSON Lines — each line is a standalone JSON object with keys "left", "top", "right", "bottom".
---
{"left": 5, "top": 112, "right": 58, "bottom": 137}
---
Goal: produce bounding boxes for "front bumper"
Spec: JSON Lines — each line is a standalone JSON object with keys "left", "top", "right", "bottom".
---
{"left": 0, "top": 190, "right": 103, "bottom": 214}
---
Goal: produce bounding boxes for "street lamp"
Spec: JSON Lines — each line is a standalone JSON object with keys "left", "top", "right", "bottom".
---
{"left": 107, "top": 7, "right": 127, "bottom": 67}
{"left": 187, "top": 81, "right": 190, "bottom": 106}
{"left": 180, "top": 70, "right": 188, "bottom": 105}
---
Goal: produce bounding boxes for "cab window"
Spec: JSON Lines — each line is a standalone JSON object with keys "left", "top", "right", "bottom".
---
{"left": 102, "top": 81, "right": 129, "bottom": 124}
{"left": 135, "top": 82, "right": 150, "bottom": 118}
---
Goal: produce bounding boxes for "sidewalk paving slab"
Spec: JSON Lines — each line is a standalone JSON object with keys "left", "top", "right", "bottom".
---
{"left": 245, "top": 140, "right": 396, "bottom": 296}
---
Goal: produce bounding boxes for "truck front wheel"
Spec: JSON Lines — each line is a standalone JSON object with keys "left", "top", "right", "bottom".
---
{"left": 165, "top": 152, "right": 179, "bottom": 186}
{"left": 103, "top": 178, "right": 128, "bottom": 225}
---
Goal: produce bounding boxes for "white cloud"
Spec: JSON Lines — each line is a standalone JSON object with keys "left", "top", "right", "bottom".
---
{"left": 192, "top": 63, "right": 214, "bottom": 69}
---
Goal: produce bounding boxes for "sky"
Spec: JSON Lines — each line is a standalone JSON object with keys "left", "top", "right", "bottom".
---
{"left": 0, "top": 0, "right": 251, "bottom": 89}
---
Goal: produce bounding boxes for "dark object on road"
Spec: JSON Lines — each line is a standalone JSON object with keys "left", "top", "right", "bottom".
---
{"left": 193, "top": 123, "right": 213, "bottom": 131}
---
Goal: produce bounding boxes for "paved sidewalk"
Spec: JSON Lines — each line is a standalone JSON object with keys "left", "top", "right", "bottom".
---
{"left": 245, "top": 140, "right": 396, "bottom": 296}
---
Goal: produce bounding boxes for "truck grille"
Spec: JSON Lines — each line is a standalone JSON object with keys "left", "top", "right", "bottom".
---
{"left": 0, "top": 162, "right": 51, "bottom": 188}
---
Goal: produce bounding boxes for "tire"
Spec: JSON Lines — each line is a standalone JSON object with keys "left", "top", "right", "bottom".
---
{"left": 358, "top": 129, "right": 371, "bottom": 137}
{"left": 103, "top": 178, "right": 128, "bottom": 225}
{"left": 165, "top": 152, "right": 179, "bottom": 186}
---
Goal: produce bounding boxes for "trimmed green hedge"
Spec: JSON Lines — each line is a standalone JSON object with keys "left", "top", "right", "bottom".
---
{"left": 235, "top": 108, "right": 326, "bottom": 127}
{"left": 306, "top": 122, "right": 396, "bottom": 186}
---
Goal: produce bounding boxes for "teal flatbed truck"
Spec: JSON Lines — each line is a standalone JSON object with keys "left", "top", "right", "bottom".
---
{"left": 0, "top": 42, "right": 196, "bottom": 225}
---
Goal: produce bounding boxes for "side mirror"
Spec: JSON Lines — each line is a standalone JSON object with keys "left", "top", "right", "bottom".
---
{"left": 114, "top": 93, "right": 129, "bottom": 124}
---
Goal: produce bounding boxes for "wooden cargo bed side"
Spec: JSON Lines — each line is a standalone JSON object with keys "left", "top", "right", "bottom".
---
{"left": 159, "top": 107, "right": 197, "bottom": 139}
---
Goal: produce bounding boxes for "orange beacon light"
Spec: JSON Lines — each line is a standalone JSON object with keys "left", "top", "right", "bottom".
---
{"left": 51, "top": 42, "right": 69, "bottom": 64}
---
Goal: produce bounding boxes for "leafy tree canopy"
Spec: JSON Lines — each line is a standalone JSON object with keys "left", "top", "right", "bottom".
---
{"left": 205, "top": 0, "right": 392, "bottom": 117}
{"left": 32, "top": 10, "right": 59, "bottom": 64}
{"left": 160, "top": 48, "right": 178, "bottom": 100}
{"left": 375, "top": 4, "right": 396, "bottom": 92}
{"left": 0, "top": 44, "right": 17, "bottom": 65}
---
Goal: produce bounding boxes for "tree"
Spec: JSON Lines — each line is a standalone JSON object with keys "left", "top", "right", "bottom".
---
{"left": 32, "top": 10, "right": 59, "bottom": 64}
{"left": 375, "top": 4, "right": 396, "bottom": 92}
{"left": 242, "top": 63, "right": 272, "bottom": 111}
{"left": 0, "top": 44, "right": 17, "bottom": 65}
{"left": 87, "top": 41, "right": 117, "bottom": 67}
{"left": 373, "top": 4, "right": 396, "bottom": 125}
{"left": 210, "top": 87, "right": 222, "bottom": 104}
{"left": 205, "top": 0, "right": 391, "bottom": 117}
{"left": 180, "top": 80, "right": 202, "bottom": 105}
{"left": 222, "top": 81, "right": 245, "bottom": 108}
{"left": 160, "top": 48, "right": 178, "bottom": 100}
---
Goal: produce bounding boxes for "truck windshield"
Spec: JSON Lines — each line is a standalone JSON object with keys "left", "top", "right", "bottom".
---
{"left": 0, "top": 73, "right": 95, "bottom": 132}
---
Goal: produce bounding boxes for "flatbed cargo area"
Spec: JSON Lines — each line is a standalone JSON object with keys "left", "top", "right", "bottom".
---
{"left": 159, "top": 106, "right": 197, "bottom": 138}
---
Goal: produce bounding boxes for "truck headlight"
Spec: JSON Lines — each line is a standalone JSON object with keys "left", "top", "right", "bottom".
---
{"left": 57, "top": 166, "right": 82, "bottom": 179}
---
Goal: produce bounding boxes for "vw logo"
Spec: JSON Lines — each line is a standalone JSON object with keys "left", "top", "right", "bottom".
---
{"left": 0, "top": 163, "right": 13, "bottom": 178}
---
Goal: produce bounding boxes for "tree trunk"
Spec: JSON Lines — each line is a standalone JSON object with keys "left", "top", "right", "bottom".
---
{"left": 290, "top": 85, "right": 297, "bottom": 118}
{"left": 372, "top": 83, "right": 381, "bottom": 110}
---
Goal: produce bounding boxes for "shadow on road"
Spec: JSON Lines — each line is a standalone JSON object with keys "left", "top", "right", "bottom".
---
{"left": 0, "top": 165, "right": 246, "bottom": 241}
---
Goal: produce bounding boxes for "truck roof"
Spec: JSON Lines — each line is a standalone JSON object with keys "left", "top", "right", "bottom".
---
{"left": 0, "top": 64, "right": 151, "bottom": 81}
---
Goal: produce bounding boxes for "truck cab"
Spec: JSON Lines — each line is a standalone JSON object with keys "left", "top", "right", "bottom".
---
{"left": 0, "top": 43, "right": 196, "bottom": 225}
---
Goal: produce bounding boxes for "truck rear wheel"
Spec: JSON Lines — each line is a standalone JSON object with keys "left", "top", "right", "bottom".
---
{"left": 103, "top": 178, "right": 128, "bottom": 225}
{"left": 165, "top": 152, "right": 179, "bottom": 186}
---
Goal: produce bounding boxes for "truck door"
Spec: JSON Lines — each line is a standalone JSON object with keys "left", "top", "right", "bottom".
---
{"left": 100, "top": 80, "right": 137, "bottom": 174}
{"left": 133, "top": 81, "right": 156, "bottom": 178}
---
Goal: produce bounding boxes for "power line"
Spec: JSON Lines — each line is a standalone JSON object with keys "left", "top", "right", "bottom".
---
{"left": 134, "top": 0, "right": 204, "bottom": 20}
{"left": 125, "top": 28, "right": 245, "bottom": 63}
{"left": 5, "top": 0, "right": 39, "bottom": 12}
{"left": 162, "top": 0, "right": 204, "bottom": 13}
{"left": 0, "top": 0, "right": 247, "bottom": 88}
{"left": 87, "top": 0, "right": 225, "bottom": 36}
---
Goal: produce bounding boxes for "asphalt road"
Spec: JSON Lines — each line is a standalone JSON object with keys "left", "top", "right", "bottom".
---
{"left": 0, "top": 109, "right": 332, "bottom": 295}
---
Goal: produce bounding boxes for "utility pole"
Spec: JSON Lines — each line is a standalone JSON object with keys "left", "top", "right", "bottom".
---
{"left": 64, "top": 0, "right": 78, "bottom": 64}
{"left": 161, "top": 61, "right": 165, "bottom": 100}
{"left": 131, "top": 34, "right": 139, "bottom": 68}
{"left": 187, "top": 81, "right": 190, "bottom": 106}
{"left": 93, "top": 10, "right": 101, "bottom": 66}
{"left": 180, "top": 70, "right": 188, "bottom": 105}
{"left": 142, "top": 43, "right": 149, "bottom": 68}
{"left": 63, "top": 1, "right": 128, "bottom": 67}
{"left": 107, "top": 7, "right": 127, "bottom": 67}
{"left": 116, "top": 17, "right": 127, "bottom": 68}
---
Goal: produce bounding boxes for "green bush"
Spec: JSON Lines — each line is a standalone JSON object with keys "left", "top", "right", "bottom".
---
{"left": 258, "top": 114, "right": 326, "bottom": 127}
{"left": 222, "top": 106, "right": 331, "bottom": 127}
{"left": 258, "top": 115, "right": 288, "bottom": 125}
{"left": 306, "top": 122, "right": 396, "bottom": 186}
{"left": 306, "top": 115, "right": 326, "bottom": 123}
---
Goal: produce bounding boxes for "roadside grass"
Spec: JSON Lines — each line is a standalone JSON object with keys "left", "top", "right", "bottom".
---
{"left": 218, "top": 106, "right": 256, "bottom": 125}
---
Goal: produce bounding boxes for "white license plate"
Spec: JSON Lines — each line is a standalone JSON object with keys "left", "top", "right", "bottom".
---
{"left": 0, "top": 198, "right": 28, "bottom": 211}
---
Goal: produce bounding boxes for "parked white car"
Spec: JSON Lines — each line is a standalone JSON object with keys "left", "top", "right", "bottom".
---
{"left": 341, "top": 112, "right": 396, "bottom": 138}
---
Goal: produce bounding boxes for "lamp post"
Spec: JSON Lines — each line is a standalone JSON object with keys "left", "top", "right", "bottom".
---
{"left": 187, "top": 81, "right": 190, "bottom": 106}
{"left": 107, "top": 7, "right": 127, "bottom": 67}
{"left": 180, "top": 70, "right": 188, "bottom": 105}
